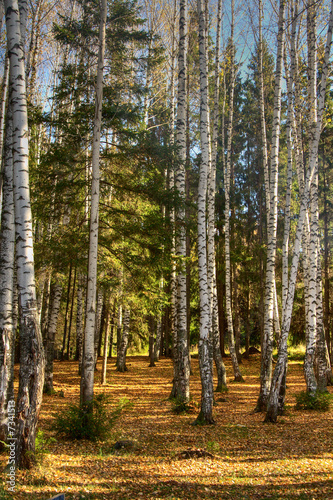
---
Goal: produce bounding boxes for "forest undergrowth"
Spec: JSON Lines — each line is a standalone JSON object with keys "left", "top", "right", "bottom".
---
{"left": 1, "top": 353, "right": 333, "bottom": 500}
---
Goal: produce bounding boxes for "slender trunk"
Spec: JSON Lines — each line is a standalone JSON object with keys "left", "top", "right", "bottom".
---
{"left": 0, "top": 53, "right": 9, "bottom": 188}
{"left": 304, "top": 0, "right": 318, "bottom": 395}
{"left": 66, "top": 267, "right": 77, "bottom": 360}
{"left": 265, "top": 0, "right": 333, "bottom": 421}
{"left": 94, "top": 290, "right": 103, "bottom": 366}
{"left": 62, "top": 264, "right": 73, "bottom": 360}
{"left": 108, "top": 299, "right": 116, "bottom": 358}
{"left": 101, "top": 300, "right": 111, "bottom": 385}
{"left": 116, "top": 308, "right": 130, "bottom": 372}
{"left": 224, "top": 0, "right": 243, "bottom": 383}
{"left": 155, "top": 313, "right": 162, "bottom": 362}
{"left": 80, "top": 0, "right": 107, "bottom": 406}
{"left": 210, "top": 0, "right": 227, "bottom": 392}
{"left": 149, "top": 315, "right": 156, "bottom": 367}
{"left": 0, "top": 107, "right": 15, "bottom": 443}
{"left": 323, "top": 155, "right": 331, "bottom": 357}
{"left": 76, "top": 273, "right": 84, "bottom": 374}
{"left": 44, "top": 283, "right": 62, "bottom": 393}
{"left": 5, "top": 0, "right": 45, "bottom": 468}
{"left": 41, "top": 275, "right": 51, "bottom": 339}
{"left": 257, "top": 0, "right": 285, "bottom": 411}
{"left": 196, "top": 0, "right": 215, "bottom": 424}
{"left": 174, "top": 0, "right": 190, "bottom": 403}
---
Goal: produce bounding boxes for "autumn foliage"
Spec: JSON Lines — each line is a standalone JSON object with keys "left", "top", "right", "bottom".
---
{"left": 1, "top": 353, "right": 333, "bottom": 499}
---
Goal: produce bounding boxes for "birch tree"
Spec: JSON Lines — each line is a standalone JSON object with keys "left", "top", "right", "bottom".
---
{"left": 4, "top": 0, "right": 45, "bottom": 468}
{"left": 196, "top": 0, "right": 214, "bottom": 423}
{"left": 80, "top": 0, "right": 107, "bottom": 406}
{"left": 0, "top": 109, "right": 15, "bottom": 444}
{"left": 209, "top": 0, "right": 227, "bottom": 392}
{"left": 256, "top": 0, "right": 285, "bottom": 411}
{"left": 44, "top": 282, "right": 62, "bottom": 393}
{"left": 265, "top": 0, "right": 333, "bottom": 422}
{"left": 174, "top": 0, "right": 190, "bottom": 403}
{"left": 224, "top": 0, "right": 243, "bottom": 383}
{"left": 116, "top": 307, "right": 130, "bottom": 372}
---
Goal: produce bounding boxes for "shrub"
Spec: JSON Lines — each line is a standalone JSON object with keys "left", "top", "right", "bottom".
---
{"left": 54, "top": 394, "right": 130, "bottom": 441}
{"left": 295, "top": 391, "right": 332, "bottom": 412}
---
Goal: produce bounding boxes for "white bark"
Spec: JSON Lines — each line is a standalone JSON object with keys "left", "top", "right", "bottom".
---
{"left": 169, "top": 0, "right": 178, "bottom": 392}
{"left": 101, "top": 299, "right": 111, "bottom": 385}
{"left": 209, "top": 0, "right": 227, "bottom": 392}
{"left": 174, "top": 0, "right": 190, "bottom": 402}
{"left": 76, "top": 273, "right": 84, "bottom": 374}
{"left": 196, "top": 0, "right": 214, "bottom": 423}
{"left": 257, "top": 0, "right": 285, "bottom": 411}
{"left": 5, "top": 0, "right": 45, "bottom": 467}
{"left": 304, "top": 0, "right": 318, "bottom": 395}
{"left": 94, "top": 289, "right": 103, "bottom": 365}
{"left": 0, "top": 54, "right": 9, "bottom": 210}
{"left": 266, "top": 0, "right": 333, "bottom": 421}
{"left": 116, "top": 308, "right": 130, "bottom": 372}
{"left": 0, "top": 108, "right": 15, "bottom": 442}
{"left": 80, "top": 0, "right": 107, "bottom": 406}
{"left": 44, "top": 283, "right": 62, "bottom": 393}
{"left": 224, "top": 0, "right": 243, "bottom": 384}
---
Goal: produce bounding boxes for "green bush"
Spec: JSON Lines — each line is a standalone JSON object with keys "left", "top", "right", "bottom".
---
{"left": 295, "top": 391, "right": 332, "bottom": 412}
{"left": 54, "top": 394, "right": 130, "bottom": 441}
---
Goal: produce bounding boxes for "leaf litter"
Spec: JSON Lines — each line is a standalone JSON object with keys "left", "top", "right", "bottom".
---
{"left": 1, "top": 354, "right": 333, "bottom": 499}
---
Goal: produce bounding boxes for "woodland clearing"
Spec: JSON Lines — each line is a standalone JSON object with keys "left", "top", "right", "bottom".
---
{"left": 1, "top": 353, "right": 333, "bottom": 500}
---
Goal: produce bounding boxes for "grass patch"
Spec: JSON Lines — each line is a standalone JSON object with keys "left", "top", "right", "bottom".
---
{"left": 295, "top": 390, "right": 332, "bottom": 411}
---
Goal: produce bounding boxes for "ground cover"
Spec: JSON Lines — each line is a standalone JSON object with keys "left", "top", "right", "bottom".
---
{"left": 1, "top": 353, "right": 333, "bottom": 500}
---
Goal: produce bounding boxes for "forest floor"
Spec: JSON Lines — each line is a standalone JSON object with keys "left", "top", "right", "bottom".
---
{"left": 1, "top": 353, "right": 333, "bottom": 500}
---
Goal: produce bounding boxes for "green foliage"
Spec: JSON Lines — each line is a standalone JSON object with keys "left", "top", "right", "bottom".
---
{"left": 54, "top": 395, "right": 131, "bottom": 441}
{"left": 0, "top": 483, "right": 14, "bottom": 499}
{"left": 295, "top": 391, "right": 332, "bottom": 412}
{"left": 170, "top": 397, "right": 197, "bottom": 415}
{"left": 34, "top": 431, "right": 56, "bottom": 463}
{"left": 206, "top": 440, "right": 220, "bottom": 453}
{"left": 24, "top": 430, "right": 57, "bottom": 466}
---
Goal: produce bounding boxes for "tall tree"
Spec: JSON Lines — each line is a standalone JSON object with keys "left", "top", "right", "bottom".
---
{"left": 80, "top": 0, "right": 107, "bottom": 406}
{"left": 4, "top": 0, "right": 45, "bottom": 467}
{"left": 209, "top": 0, "right": 227, "bottom": 392}
{"left": 265, "top": 0, "right": 333, "bottom": 422}
{"left": 196, "top": 0, "right": 214, "bottom": 424}
{"left": 256, "top": 0, "right": 285, "bottom": 412}
{"left": 224, "top": 0, "right": 243, "bottom": 383}
{"left": 174, "top": 0, "right": 190, "bottom": 403}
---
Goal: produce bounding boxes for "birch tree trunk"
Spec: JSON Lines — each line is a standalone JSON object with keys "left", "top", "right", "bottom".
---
{"left": 224, "top": 0, "right": 243, "bottom": 383}
{"left": 80, "top": 0, "right": 107, "bottom": 406}
{"left": 5, "top": 0, "right": 45, "bottom": 468}
{"left": 258, "top": 0, "right": 281, "bottom": 347}
{"left": 94, "top": 289, "right": 103, "bottom": 366}
{"left": 304, "top": 0, "right": 318, "bottom": 395}
{"left": 174, "top": 0, "right": 190, "bottom": 403}
{"left": 116, "top": 308, "right": 130, "bottom": 372}
{"left": 101, "top": 299, "right": 111, "bottom": 385}
{"left": 0, "top": 108, "right": 15, "bottom": 444}
{"left": 196, "top": 0, "right": 214, "bottom": 424}
{"left": 265, "top": 0, "right": 333, "bottom": 421}
{"left": 44, "top": 283, "right": 62, "bottom": 393}
{"left": 209, "top": 0, "right": 227, "bottom": 392}
{"left": 256, "top": 0, "right": 285, "bottom": 411}
{"left": 0, "top": 54, "right": 9, "bottom": 208}
{"left": 76, "top": 273, "right": 84, "bottom": 374}
{"left": 315, "top": 236, "right": 330, "bottom": 391}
